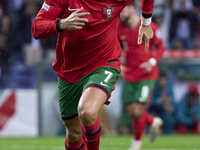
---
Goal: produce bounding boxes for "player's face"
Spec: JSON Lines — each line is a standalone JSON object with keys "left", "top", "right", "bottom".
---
{"left": 120, "top": 5, "right": 134, "bottom": 22}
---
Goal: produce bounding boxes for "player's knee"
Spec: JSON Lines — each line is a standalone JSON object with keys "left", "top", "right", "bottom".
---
{"left": 67, "top": 130, "right": 82, "bottom": 142}
{"left": 129, "top": 112, "right": 142, "bottom": 119}
{"left": 126, "top": 102, "right": 144, "bottom": 119}
{"left": 129, "top": 109, "right": 143, "bottom": 119}
{"left": 78, "top": 107, "right": 97, "bottom": 123}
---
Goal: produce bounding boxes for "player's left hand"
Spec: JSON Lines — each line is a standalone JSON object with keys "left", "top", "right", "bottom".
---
{"left": 139, "top": 61, "right": 153, "bottom": 73}
{"left": 138, "top": 25, "right": 153, "bottom": 53}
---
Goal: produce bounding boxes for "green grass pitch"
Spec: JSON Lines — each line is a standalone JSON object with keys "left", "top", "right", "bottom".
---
{"left": 0, "top": 135, "right": 200, "bottom": 150}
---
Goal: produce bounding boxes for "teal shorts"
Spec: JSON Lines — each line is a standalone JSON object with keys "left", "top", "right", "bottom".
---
{"left": 123, "top": 80, "right": 155, "bottom": 104}
{"left": 58, "top": 66, "right": 120, "bottom": 120}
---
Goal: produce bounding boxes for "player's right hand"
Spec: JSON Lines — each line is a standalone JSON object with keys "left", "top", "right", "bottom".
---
{"left": 60, "top": 7, "right": 90, "bottom": 30}
{"left": 138, "top": 25, "right": 153, "bottom": 53}
{"left": 139, "top": 61, "right": 153, "bottom": 73}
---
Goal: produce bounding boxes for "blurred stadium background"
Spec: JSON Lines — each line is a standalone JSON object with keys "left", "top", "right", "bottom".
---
{"left": 0, "top": 0, "right": 200, "bottom": 149}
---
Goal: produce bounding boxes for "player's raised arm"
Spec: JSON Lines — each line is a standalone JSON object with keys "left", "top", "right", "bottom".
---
{"left": 31, "top": 0, "right": 64, "bottom": 39}
{"left": 151, "top": 27, "right": 165, "bottom": 62}
{"left": 138, "top": 0, "right": 154, "bottom": 53}
{"left": 139, "top": 25, "right": 165, "bottom": 73}
{"left": 31, "top": 0, "right": 90, "bottom": 39}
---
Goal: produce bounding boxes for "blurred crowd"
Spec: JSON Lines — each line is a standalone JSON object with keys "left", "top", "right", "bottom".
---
{"left": 148, "top": 74, "right": 200, "bottom": 134}
{"left": 152, "top": 0, "right": 200, "bottom": 50}
{"left": 0, "top": 0, "right": 57, "bottom": 88}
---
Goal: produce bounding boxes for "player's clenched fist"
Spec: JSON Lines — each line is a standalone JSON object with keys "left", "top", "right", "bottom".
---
{"left": 60, "top": 7, "right": 90, "bottom": 30}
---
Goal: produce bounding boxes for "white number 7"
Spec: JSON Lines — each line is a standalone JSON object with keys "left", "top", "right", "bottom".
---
{"left": 104, "top": 70, "right": 113, "bottom": 83}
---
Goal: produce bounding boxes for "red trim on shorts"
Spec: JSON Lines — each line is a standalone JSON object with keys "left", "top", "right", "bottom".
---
{"left": 84, "top": 84, "right": 111, "bottom": 105}
{"left": 62, "top": 114, "right": 78, "bottom": 121}
{"left": 108, "top": 75, "right": 120, "bottom": 99}
{"left": 84, "top": 85, "right": 109, "bottom": 99}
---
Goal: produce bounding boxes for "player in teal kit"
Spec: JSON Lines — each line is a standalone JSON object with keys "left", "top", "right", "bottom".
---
{"left": 32, "top": 0, "right": 155, "bottom": 149}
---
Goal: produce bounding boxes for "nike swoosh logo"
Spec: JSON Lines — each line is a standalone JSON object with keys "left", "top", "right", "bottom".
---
{"left": 68, "top": 7, "right": 81, "bottom": 11}
{"left": 100, "top": 82, "right": 109, "bottom": 88}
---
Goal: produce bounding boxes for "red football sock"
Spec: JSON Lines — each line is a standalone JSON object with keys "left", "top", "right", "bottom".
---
{"left": 144, "top": 111, "right": 153, "bottom": 126}
{"left": 81, "top": 117, "right": 101, "bottom": 150}
{"left": 176, "top": 124, "right": 186, "bottom": 134}
{"left": 191, "top": 123, "right": 199, "bottom": 134}
{"left": 65, "top": 136, "right": 85, "bottom": 150}
{"left": 132, "top": 112, "right": 146, "bottom": 141}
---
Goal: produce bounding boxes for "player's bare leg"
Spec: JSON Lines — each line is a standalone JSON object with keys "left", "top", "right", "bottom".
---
{"left": 126, "top": 102, "right": 162, "bottom": 150}
{"left": 126, "top": 102, "right": 145, "bottom": 120}
{"left": 126, "top": 102, "right": 145, "bottom": 150}
{"left": 63, "top": 116, "right": 85, "bottom": 150}
{"left": 78, "top": 87, "right": 107, "bottom": 150}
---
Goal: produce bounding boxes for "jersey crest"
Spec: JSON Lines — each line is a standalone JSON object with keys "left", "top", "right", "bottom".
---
{"left": 103, "top": 5, "right": 114, "bottom": 19}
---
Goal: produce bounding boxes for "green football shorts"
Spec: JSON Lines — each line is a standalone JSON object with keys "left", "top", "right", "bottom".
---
{"left": 123, "top": 80, "right": 155, "bottom": 104}
{"left": 58, "top": 66, "right": 120, "bottom": 120}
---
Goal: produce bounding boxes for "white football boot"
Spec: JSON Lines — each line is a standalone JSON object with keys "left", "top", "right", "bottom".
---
{"left": 128, "top": 140, "right": 142, "bottom": 150}
{"left": 149, "top": 117, "right": 163, "bottom": 142}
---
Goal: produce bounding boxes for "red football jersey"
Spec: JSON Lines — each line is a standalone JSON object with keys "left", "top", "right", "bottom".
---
{"left": 118, "top": 22, "right": 165, "bottom": 82}
{"left": 32, "top": 0, "right": 154, "bottom": 83}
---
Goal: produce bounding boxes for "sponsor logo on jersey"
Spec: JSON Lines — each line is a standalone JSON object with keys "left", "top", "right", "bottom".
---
{"left": 42, "top": 2, "right": 50, "bottom": 11}
{"left": 103, "top": 5, "right": 114, "bottom": 19}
